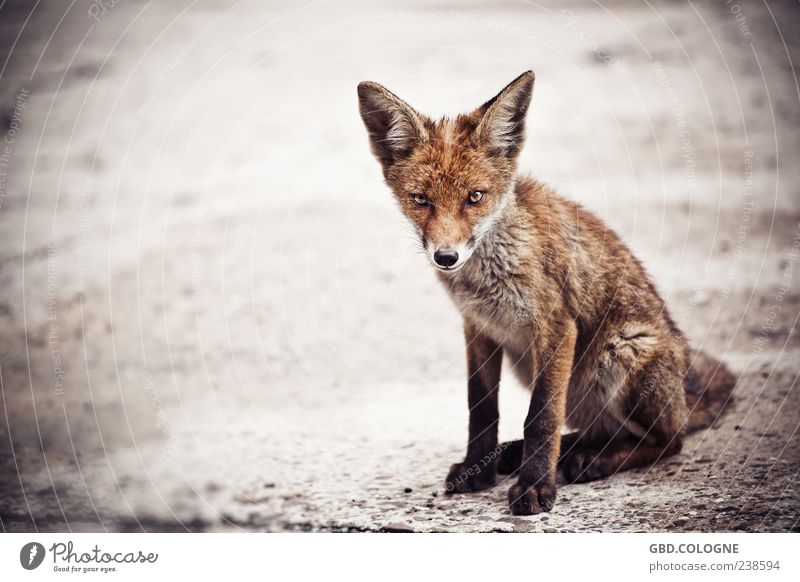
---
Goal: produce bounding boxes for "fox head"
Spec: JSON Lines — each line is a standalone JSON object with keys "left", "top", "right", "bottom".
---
{"left": 357, "top": 71, "right": 534, "bottom": 272}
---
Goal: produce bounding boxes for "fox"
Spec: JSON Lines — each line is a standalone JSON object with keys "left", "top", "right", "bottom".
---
{"left": 356, "top": 71, "right": 736, "bottom": 516}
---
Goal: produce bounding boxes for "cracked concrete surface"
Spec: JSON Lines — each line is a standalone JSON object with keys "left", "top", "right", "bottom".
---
{"left": 1, "top": 0, "right": 799, "bottom": 532}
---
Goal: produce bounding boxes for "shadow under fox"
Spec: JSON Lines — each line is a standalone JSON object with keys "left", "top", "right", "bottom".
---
{"left": 357, "top": 71, "right": 736, "bottom": 516}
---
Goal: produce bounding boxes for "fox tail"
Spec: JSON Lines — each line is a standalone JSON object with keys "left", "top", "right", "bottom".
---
{"left": 683, "top": 349, "right": 737, "bottom": 432}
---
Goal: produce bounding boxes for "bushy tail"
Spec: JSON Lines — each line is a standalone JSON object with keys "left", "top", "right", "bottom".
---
{"left": 684, "top": 349, "right": 737, "bottom": 432}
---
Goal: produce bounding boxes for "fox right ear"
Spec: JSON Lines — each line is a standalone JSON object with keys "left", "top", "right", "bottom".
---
{"left": 357, "top": 82, "right": 428, "bottom": 169}
{"left": 474, "top": 71, "right": 535, "bottom": 159}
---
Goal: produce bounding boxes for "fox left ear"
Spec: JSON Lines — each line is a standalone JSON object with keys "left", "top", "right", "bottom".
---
{"left": 474, "top": 71, "right": 535, "bottom": 159}
{"left": 357, "top": 81, "right": 429, "bottom": 170}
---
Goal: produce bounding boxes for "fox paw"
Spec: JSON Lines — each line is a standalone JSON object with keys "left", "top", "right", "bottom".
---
{"left": 444, "top": 461, "right": 496, "bottom": 494}
{"left": 562, "top": 450, "right": 614, "bottom": 483}
{"left": 508, "top": 481, "right": 557, "bottom": 515}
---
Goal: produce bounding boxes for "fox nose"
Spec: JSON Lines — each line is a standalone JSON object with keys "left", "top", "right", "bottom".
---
{"left": 433, "top": 249, "right": 459, "bottom": 268}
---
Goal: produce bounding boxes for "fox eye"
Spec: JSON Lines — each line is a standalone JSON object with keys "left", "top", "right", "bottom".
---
{"left": 466, "top": 190, "right": 484, "bottom": 205}
{"left": 412, "top": 194, "right": 431, "bottom": 207}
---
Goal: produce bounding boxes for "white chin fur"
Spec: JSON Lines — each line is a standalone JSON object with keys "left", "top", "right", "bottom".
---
{"left": 433, "top": 262, "right": 466, "bottom": 273}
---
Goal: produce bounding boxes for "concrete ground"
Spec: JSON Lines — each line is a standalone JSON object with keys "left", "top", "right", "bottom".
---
{"left": 0, "top": 0, "right": 798, "bottom": 532}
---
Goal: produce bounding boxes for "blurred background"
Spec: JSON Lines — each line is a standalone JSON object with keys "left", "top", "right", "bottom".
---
{"left": 0, "top": 0, "right": 798, "bottom": 532}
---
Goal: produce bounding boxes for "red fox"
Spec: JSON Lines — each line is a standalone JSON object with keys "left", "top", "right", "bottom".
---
{"left": 357, "top": 71, "right": 736, "bottom": 515}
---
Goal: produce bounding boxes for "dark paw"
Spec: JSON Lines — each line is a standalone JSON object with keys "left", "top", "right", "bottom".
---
{"left": 508, "top": 481, "right": 557, "bottom": 515}
{"left": 445, "top": 460, "right": 496, "bottom": 494}
{"left": 561, "top": 450, "right": 614, "bottom": 483}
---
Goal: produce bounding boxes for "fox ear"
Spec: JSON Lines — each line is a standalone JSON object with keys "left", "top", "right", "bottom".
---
{"left": 474, "top": 71, "right": 535, "bottom": 159}
{"left": 357, "top": 81, "right": 428, "bottom": 169}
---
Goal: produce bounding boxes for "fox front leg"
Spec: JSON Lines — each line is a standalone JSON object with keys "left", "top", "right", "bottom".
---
{"left": 508, "top": 322, "right": 576, "bottom": 515}
{"left": 445, "top": 321, "right": 503, "bottom": 494}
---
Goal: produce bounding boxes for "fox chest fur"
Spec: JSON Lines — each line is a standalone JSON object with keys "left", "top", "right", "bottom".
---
{"left": 437, "top": 205, "right": 545, "bottom": 393}
{"left": 442, "top": 220, "right": 537, "bottom": 345}
{"left": 437, "top": 193, "right": 673, "bottom": 439}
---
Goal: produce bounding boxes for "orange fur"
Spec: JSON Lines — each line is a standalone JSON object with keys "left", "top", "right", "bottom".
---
{"left": 358, "top": 72, "right": 736, "bottom": 515}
